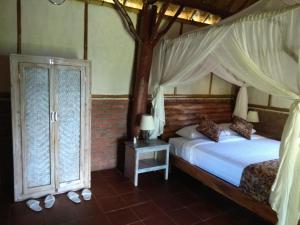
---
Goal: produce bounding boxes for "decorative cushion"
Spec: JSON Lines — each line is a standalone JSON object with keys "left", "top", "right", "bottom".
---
{"left": 230, "top": 116, "right": 253, "bottom": 140}
{"left": 176, "top": 124, "right": 207, "bottom": 139}
{"left": 196, "top": 119, "right": 220, "bottom": 142}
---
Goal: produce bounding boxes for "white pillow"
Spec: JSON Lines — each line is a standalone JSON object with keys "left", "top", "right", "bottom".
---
{"left": 218, "top": 123, "right": 256, "bottom": 136}
{"left": 176, "top": 124, "right": 206, "bottom": 139}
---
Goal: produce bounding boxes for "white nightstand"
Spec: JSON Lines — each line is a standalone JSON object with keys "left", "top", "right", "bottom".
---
{"left": 124, "top": 139, "right": 170, "bottom": 186}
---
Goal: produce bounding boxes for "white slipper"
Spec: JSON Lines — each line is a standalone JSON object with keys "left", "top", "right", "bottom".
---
{"left": 26, "top": 199, "right": 42, "bottom": 212}
{"left": 81, "top": 189, "right": 92, "bottom": 201}
{"left": 67, "top": 191, "right": 81, "bottom": 204}
{"left": 44, "top": 194, "right": 55, "bottom": 209}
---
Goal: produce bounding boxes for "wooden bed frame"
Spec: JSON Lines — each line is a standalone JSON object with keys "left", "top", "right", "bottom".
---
{"left": 170, "top": 155, "right": 277, "bottom": 223}
{"left": 162, "top": 97, "right": 277, "bottom": 224}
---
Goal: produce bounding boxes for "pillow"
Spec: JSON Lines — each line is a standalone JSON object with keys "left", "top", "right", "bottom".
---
{"left": 219, "top": 123, "right": 238, "bottom": 136}
{"left": 196, "top": 118, "right": 220, "bottom": 142}
{"left": 176, "top": 124, "right": 206, "bottom": 139}
{"left": 219, "top": 123, "right": 256, "bottom": 136}
{"left": 230, "top": 116, "right": 253, "bottom": 140}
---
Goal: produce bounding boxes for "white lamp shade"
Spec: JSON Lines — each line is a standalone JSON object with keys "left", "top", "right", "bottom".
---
{"left": 247, "top": 111, "right": 259, "bottom": 123}
{"left": 140, "top": 114, "right": 155, "bottom": 131}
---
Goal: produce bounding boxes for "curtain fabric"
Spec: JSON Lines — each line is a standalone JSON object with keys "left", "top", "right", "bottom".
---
{"left": 149, "top": 2, "right": 300, "bottom": 225}
{"left": 233, "top": 86, "right": 248, "bottom": 119}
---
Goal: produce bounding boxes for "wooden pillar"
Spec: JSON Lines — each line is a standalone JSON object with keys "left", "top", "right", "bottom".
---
{"left": 129, "top": 4, "right": 156, "bottom": 138}
{"left": 111, "top": 0, "right": 183, "bottom": 138}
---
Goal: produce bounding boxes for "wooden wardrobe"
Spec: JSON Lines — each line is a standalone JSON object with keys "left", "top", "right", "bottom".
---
{"left": 10, "top": 55, "right": 91, "bottom": 202}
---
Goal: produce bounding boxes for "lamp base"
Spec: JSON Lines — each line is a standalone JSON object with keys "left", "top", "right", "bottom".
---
{"left": 141, "top": 130, "right": 150, "bottom": 141}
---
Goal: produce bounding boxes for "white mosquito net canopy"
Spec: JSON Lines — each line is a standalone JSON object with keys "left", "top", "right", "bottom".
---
{"left": 148, "top": 1, "right": 300, "bottom": 225}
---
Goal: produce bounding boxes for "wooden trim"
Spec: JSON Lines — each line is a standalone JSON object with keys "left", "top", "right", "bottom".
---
{"left": 249, "top": 104, "right": 289, "bottom": 113}
{"left": 91, "top": 94, "right": 234, "bottom": 100}
{"left": 17, "top": 0, "right": 21, "bottom": 54}
{"left": 173, "top": 87, "right": 177, "bottom": 95}
{"left": 10, "top": 55, "right": 91, "bottom": 201}
{"left": 92, "top": 94, "right": 130, "bottom": 99}
{"left": 179, "top": 22, "right": 183, "bottom": 35}
{"left": 164, "top": 94, "right": 234, "bottom": 99}
{"left": 267, "top": 95, "right": 272, "bottom": 107}
{"left": 83, "top": 0, "right": 88, "bottom": 60}
{"left": 10, "top": 54, "right": 90, "bottom": 66}
{"left": 171, "top": 155, "right": 277, "bottom": 224}
{"left": 208, "top": 73, "right": 213, "bottom": 94}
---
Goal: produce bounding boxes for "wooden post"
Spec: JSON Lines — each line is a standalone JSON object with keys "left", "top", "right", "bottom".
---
{"left": 112, "top": 0, "right": 183, "bottom": 138}
{"left": 130, "top": 4, "right": 156, "bottom": 138}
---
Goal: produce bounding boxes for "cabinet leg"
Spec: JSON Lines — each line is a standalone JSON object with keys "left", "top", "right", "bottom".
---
{"left": 165, "top": 168, "right": 169, "bottom": 180}
{"left": 134, "top": 173, "right": 138, "bottom": 186}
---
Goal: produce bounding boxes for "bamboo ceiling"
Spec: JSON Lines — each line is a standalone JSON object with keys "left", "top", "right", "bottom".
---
{"left": 78, "top": 0, "right": 258, "bottom": 25}
{"left": 81, "top": 0, "right": 221, "bottom": 25}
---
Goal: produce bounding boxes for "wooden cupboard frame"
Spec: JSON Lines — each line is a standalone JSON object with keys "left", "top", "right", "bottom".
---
{"left": 10, "top": 54, "right": 91, "bottom": 202}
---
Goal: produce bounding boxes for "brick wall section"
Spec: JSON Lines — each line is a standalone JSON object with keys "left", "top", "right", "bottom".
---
{"left": 91, "top": 99, "right": 129, "bottom": 171}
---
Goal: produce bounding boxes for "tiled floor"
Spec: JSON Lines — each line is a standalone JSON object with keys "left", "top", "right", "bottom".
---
{"left": 0, "top": 169, "right": 272, "bottom": 225}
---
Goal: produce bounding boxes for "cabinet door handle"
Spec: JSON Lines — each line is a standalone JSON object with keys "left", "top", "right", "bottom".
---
{"left": 50, "top": 112, "right": 55, "bottom": 122}
{"left": 54, "top": 112, "right": 58, "bottom": 121}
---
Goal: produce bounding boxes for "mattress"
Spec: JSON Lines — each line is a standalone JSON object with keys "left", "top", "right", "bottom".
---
{"left": 169, "top": 135, "right": 280, "bottom": 186}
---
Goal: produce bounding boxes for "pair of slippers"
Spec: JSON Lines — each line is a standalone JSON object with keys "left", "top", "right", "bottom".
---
{"left": 26, "top": 194, "right": 55, "bottom": 212}
{"left": 67, "top": 189, "right": 92, "bottom": 204}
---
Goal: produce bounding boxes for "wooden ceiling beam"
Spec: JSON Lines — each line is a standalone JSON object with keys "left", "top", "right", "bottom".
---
{"left": 158, "top": 0, "right": 231, "bottom": 18}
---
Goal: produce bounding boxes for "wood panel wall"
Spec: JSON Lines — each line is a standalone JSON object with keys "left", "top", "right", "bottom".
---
{"left": 249, "top": 107, "right": 288, "bottom": 141}
{"left": 162, "top": 98, "right": 234, "bottom": 140}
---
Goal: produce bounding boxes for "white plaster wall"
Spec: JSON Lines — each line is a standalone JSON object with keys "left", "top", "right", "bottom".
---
{"left": 271, "top": 96, "right": 293, "bottom": 108}
{"left": 211, "top": 75, "right": 233, "bottom": 95}
{"left": 89, "top": 5, "right": 136, "bottom": 95}
{"left": 0, "top": 0, "right": 17, "bottom": 55}
{"left": 248, "top": 87, "right": 269, "bottom": 106}
{"left": 0, "top": 1, "right": 234, "bottom": 96}
{"left": 176, "top": 75, "right": 211, "bottom": 94}
{"left": 21, "top": 0, "right": 84, "bottom": 59}
{"left": 248, "top": 86, "right": 292, "bottom": 109}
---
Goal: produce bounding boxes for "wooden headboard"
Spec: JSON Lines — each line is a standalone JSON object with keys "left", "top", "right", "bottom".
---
{"left": 161, "top": 97, "right": 234, "bottom": 140}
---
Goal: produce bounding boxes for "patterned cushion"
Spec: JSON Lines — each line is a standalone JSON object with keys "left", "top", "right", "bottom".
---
{"left": 196, "top": 118, "right": 220, "bottom": 142}
{"left": 230, "top": 116, "right": 253, "bottom": 140}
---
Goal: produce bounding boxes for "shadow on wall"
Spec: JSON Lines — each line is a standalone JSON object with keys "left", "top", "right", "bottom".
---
{"left": 116, "top": 137, "right": 127, "bottom": 172}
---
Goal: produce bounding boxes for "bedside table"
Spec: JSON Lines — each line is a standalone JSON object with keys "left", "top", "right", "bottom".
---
{"left": 124, "top": 139, "right": 170, "bottom": 186}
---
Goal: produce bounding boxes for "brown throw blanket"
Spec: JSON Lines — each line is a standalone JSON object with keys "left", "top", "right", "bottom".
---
{"left": 239, "top": 159, "right": 279, "bottom": 202}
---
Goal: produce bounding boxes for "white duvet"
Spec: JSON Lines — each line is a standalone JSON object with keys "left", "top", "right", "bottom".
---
{"left": 169, "top": 135, "right": 280, "bottom": 186}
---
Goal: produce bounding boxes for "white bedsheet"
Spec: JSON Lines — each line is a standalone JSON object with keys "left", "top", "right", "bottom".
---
{"left": 169, "top": 135, "right": 280, "bottom": 186}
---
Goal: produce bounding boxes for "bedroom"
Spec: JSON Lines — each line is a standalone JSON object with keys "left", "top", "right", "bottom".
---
{"left": 0, "top": 0, "right": 298, "bottom": 225}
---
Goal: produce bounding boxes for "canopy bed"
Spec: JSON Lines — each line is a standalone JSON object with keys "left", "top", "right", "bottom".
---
{"left": 148, "top": 1, "right": 300, "bottom": 225}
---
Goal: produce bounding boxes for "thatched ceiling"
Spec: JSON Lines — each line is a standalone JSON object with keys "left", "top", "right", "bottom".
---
{"left": 80, "top": 0, "right": 259, "bottom": 25}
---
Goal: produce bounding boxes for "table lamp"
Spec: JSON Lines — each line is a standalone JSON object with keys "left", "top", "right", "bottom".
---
{"left": 140, "top": 114, "right": 154, "bottom": 140}
{"left": 247, "top": 111, "right": 259, "bottom": 123}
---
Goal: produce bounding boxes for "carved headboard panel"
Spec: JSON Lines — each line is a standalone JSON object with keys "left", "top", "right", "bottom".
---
{"left": 161, "top": 98, "right": 234, "bottom": 140}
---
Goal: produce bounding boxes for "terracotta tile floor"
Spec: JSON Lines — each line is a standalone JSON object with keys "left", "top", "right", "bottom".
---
{"left": 0, "top": 169, "right": 273, "bottom": 225}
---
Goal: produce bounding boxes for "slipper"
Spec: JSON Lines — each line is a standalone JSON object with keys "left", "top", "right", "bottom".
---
{"left": 67, "top": 191, "right": 81, "bottom": 204}
{"left": 26, "top": 199, "right": 42, "bottom": 212}
{"left": 81, "top": 189, "right": 92, "bottom": 201}
{"left": 44, "top": 194, "right": 55, "bottom": 209}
